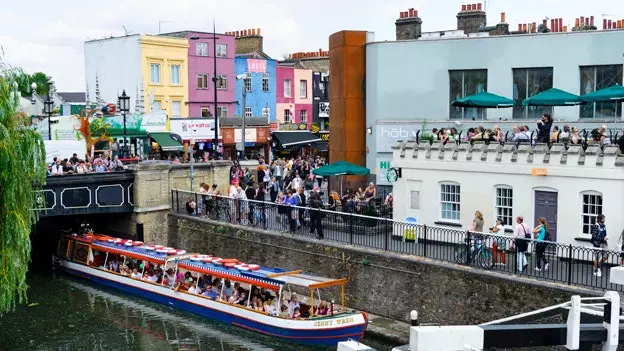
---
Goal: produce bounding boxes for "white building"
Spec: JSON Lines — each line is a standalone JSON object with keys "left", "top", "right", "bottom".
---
{"left": 365, "top": 29, "right": 624, "bottom": 186}
{"left": 391, "top": 140, "right": 624, "bottom": 248}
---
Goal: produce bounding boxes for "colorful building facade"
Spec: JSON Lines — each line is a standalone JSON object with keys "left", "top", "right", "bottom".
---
{"left": 275, "top": 66, "right": 313, "bottom": 127}
{"left": 234, "top": 57, "right": 277, "bottom": 121}
{"left": 294, "top": 69, "right": 313, "bottom": 127}
{"left": 165, "top": 31, "right": 236, "bottom": 118}
{"left": 276, "top": 65, "right": 295, "bottom": 124}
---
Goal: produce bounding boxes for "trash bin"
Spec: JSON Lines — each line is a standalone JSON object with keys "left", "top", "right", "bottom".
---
{"left": 404, "top": 217, "right": 418, "bottom": 242}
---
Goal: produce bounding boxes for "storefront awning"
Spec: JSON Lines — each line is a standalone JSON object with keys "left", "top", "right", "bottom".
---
{"left": 310, "top": 141, "right": 328, "bottom": 152}
{"left": 99, "top": 128, "right": 149, "bottom": 138}
{"left": 272, "top": 131, "right": 321, "bottom": 148}
{"left": 149, "top": 132, "right": 183, "bottom": 152}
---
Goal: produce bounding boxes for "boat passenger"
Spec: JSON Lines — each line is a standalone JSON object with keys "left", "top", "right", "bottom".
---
{"left": 108, "top": 259, "right": 120, "bottom": 273}
{"left": 187, "top": 283, "right": 199, "bottom": 295}
{"left": 315, "top": 301, "right": 329, "bottom": 316}
{"left": 119, "top": 265, "right": 130, "bottom": 276}
{"left": 292, "top": 307, "right": 301, "bottom": 319}
{"left": 278, "top": 304, "right": 289, "bottom": 318}
{"left": 228, "top": 289, "right": 240, "bottom": 303}
{"left": 264, "top": 299, "right": 277, "bottom": 316}
{"left": 221, "top": 280, "right": 234, "bottom": 299}
{"left": 131, "top": 268, "right": 141, "bottom": 279}
{"left": 202, "top": 283, "right": 218, "bottom": 300}
{"left": 288, "top": 294, "right": 301, "bottom": 317}
{"left": 164, "top": 269, "right": 177, "bottom": 287}
{"left": 236, "top": 291, "right": 247, "bottom": 306}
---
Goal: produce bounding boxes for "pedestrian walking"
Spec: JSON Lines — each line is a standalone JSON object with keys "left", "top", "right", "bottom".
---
{"left": 532, "top": 217, "right": 550, "bottom": 272}
{"left": 513, "top": 216, "right": 531, "bottom": 272}
{"left": 590, "top": 214, "right": 608, "bottom": 277}
{"left": 309, "top": 191, "right": 324, "bottom": 239}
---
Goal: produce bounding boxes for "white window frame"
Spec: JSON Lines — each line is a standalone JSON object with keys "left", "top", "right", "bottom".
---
{"left": 152, "top": 100, "right": 161, "bottom": 112}
{"left": 580, "top": 191, "right": 603, "bottom": 238}
{"left": 170, "top": 64, "right": 181, "bottom": 85}
{"left": 196, "top": 43, "right": 208, "bottom": 56}
{"left": 196, "top": 73, "right": 209, "bottom": 89}
{"left": 284, "top": 109, "right": 291, "bottom": 123}
{"left": 244, "top": 107, "right": 252, "bottom": 118}
{"left": 284, "top": 79, "right": 291, "bottom": 97}
{"left": 216, "top": 74, "right": 228, "bottom": 90}
{"left": 150, "top": 63, "right": 161, "bottom": 84}
{"left": 200, "top": 107, "right": 211, "bottom": 117}
{"left": 216, "top": 44, "right": 227, "bottom": 58}
{"left": 171, "top": 101, "right": 181, "bottom": 118}
{"left": 299, "top": 80, "right": 307, "bottom": 98}
{"left": 217, "top": 106, "right": 228, "bottom": 118}
{"left": 299, "top": 109, "right": 307, "bottom": 123}
{"left": 262, "top": 72, "right": 270, "bottom": 92}
{"left": 439, "top": 182, "right": 461, "bottom": 222}
{"left": 494, "top": 185, "right": 513, "bottom": 228}
{"left": 244, "top": 75, "right": 252, "bottom": 92}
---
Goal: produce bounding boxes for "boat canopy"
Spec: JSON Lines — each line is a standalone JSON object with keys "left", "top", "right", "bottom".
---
{"left": 91, "top": 241, "right": 171, "bottom": 264}
{"left": 265, "top": 270, "right": 349, "bottom": 289}
{"left": 179, "top": 260, "right": 282, "bottom": 291}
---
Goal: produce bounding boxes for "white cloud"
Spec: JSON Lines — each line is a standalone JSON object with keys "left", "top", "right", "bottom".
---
{"left": 2, "top": 0, "right": 621, "bottom": 90}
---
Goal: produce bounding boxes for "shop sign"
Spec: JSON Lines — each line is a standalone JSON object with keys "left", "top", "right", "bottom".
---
{"left": 318, "top": 132, "right": 329, "bottom": 142}
{"left": 256, "top": 128, "right": 268, "bottom": 143}
{"left": 235, "top": 128, "right": 257, "bottom": 143}
{"left": 375, "top": 124, "right": 419, "bottom": 153}
{"left": 170, "top": 118, "right": 219, "bottom": 142}
{"left": 222, "top": 128, "right": 235, "bottom": 145}
{"left": 279, "top": 123, "right": 308, "bottom": 131}
{"left": 376, "top": 157, "right": 393, "bottom": 185}
{"left": 141, "top": 112, "right": 168, "bottom": 132}
{"left": 270, "top": 122, "right": 279, "bottom": 131}
{"left": 319, "top": 102, "right": 329, "bottom": 118}
{"left": 247, "top": 59, "right": 267, "bottom": 73}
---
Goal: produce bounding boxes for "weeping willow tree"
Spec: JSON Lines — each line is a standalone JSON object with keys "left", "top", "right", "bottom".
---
{"left": 0, "top": 61, "right": 46, "bottom": 314}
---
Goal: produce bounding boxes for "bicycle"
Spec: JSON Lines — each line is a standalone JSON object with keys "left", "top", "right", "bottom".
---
{"left": 208, "top": 199, "right": 232, "bottom": 222}
{"left": 249, "top": 205, "right": 268, "bottom": 230}
{"left": 454, "top": 235, "right": 494, "bottom": 269}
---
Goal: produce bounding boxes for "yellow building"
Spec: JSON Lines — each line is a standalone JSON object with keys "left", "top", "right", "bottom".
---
{"left": 140, "top": 35, "right": 189, "bottom": 118}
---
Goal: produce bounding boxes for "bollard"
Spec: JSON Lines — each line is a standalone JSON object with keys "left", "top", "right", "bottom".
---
{"left": 411, "top": 310, "right": 419, "bottom": 326}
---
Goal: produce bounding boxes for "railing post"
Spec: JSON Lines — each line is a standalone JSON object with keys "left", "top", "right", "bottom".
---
{"left": 349, "top": 212, "right": 354, "bottom": 245}
{"left": 194, "top": 192, "right": 199, "bottom": 216}
{"left": 384, "top": 218, "right": 389, "bottom": 251}
{"left": 567, "top": 244, "right": 573, "bottom": 285}
{"left": 175, "top": 190, "right": 179, "bottom": 214}
{"left": 171, "top": 189, "right": 174, "bottom": 212}
{"left": 465, "top": 231, "right": 472, "bottom": 265}
{"left": 423, "top": 224, "right": 428, "bottom": 258}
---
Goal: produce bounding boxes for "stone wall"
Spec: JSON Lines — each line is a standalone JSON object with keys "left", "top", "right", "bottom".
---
{"left": 235, "top": 35, "right": 263, "bottom": 54}
{"left": 395, "top": 17, "right": 422, "bottom": 40}
{"left": 168, "top": 215, "right": 600, "bottom": 324}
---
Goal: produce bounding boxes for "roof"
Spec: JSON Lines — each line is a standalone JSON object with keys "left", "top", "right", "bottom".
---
{"left": 272, "top": 131, "right": 321, "bottom": 147}
{"left": 58, "top": 92, "right": 85, "bottom": 103}
{"left": 236, "top": 51, "right": 273, "bottom": 60}
{"left": 279, "top": 57, "right": 329, "bottom": 72}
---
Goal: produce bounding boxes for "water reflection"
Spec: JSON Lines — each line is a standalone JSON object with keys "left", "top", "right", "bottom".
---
{"left": 0, "top": 273, "right": 327, "bottom": 350}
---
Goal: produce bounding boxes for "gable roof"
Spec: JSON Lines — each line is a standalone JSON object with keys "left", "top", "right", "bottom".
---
{"left": 58, "top": 92, "right": 85, "bottom": 103}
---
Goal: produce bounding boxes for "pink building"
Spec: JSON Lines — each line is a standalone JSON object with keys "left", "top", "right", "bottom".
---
{"left": 276, "top": 65, "right": 313, "bottom": 127}
{"left": 166, "top": 31, "right": 236, "bottom": 118}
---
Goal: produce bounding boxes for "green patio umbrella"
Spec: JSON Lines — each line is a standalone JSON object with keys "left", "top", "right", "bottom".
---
{"left": 522, "top": 88, "right": 584, "bottom": 106}
{"left": 451, "top": 91, "right": 515, "bottom": 108}
{"left": 580, "top": 84, "right": 624, "bottom": 102}
{"left": 314, "top": 161, "right": 370, "bottom": 176}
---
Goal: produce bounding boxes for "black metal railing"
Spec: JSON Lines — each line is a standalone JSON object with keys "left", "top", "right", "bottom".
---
{"left": 171, "top": 189, "right": 624, "bottom": 292}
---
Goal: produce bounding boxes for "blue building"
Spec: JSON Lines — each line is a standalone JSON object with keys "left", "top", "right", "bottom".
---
{"left": 234, "top": 57, "right": 277, "bottom": 121}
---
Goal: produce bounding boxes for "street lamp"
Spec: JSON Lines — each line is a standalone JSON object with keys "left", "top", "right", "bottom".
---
{"left": 189, "top": 22, "right": 220, "bottom": 156}
{"left": 118, "top": 90, "right": 131, "bottom": 158}
{"left": 44, "top": 91, "right": 54, "bottom": 141}
{"left": 236, "top": 73, "right": 249, "bottom": 159}
{"left": 31, "top": 82, "right": 37, "bottom": 105}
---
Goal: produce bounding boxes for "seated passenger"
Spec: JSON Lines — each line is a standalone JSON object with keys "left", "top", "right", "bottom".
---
{"left": 253, "top": 296, "right": 263, "bottom": 311}
{"left": 164, "top": 269, "right": 176, "bottom": 287}
{"left": 278, "top": 304, "right": 290, "bottom": 318}
{"left": 108, "top": 259, "right": 120, "bottom": 272}
{"left": 264, "top": 298, "right": 277, "bottom": 316}
{"left": 119, "top": 265, "right": 130, "bottom": 276}
{"left": 221, "top": 280, "right": 234, "bottom": 299}
{"left": 228, "top": 289, "right": 240, "bottom": 304}
{"left": 202, "top": 283, "right": 218, "bottom": 300}
{"left": 288, "top": 294, "right": 301, "bottom": 317}
{"left": 292, "top": 307, "right": 301, "bottom": 319}
{"left": 131, "top": 268, "right": 141, "bottom": 279}
{"left": 236, "top": 291, "right": 247, "bottom": 306}
{"left": 316, "top": 301, "right": 329, "bottom": 316}
{"left": 187, "top": 283, "right": 199, "bottom": 294}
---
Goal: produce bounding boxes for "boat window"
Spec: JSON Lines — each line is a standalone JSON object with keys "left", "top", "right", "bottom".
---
{"left": 56, "top": 238, "right": 73, "bottom": 259}
{"left": 72, "top": 242, "right": 90, "bottom": 264}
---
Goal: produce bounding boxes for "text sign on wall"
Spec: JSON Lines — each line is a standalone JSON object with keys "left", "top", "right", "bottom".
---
{"left": 319, "top": 102, "right": 329, "bottom": 118}
{"left": 531, "top": 168, "right": 547, "bottom": 176}
{"left": 376, "top": 157, "right": 393, "bottom": 185}
{"left": 169, "top": 119, "right": 219, "bottom": 141}
{"left": 247, "top": 59, "right": 267, "bottom": 73}
{"left": 235, "top": 128, "right": 257, "bottom": 143}
{"left": 375, "top": 124, "right": 419, "bottom": 153}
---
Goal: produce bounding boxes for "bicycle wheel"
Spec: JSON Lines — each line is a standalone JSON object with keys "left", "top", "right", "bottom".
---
{"left": 478, "top": 250, "right": 494, "bottom": 270}
{"left": 454, "top": 247, "right": 468, "bottom": 264}
{"left": 248, "top": 210, "right": 258, "bottom": 227}
{"left": 209, "top": 207, "right": 218, "bottom": 220}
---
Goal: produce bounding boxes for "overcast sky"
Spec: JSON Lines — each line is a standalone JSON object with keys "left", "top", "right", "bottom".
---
{"left": 1, "top": 0, "right": 620, "bottom": 91}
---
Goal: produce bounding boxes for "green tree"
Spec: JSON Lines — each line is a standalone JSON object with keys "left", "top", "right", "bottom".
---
{"left": 0, "top": 60, "right": 46, "bottom": 314}
{"left": 31, "top": 72, "right": 50, "bottom": 96}
{"left": 15, "top": 71, "right": 51, "bottom": 97}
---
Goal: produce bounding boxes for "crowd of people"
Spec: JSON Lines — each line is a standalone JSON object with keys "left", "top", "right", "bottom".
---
{"left": 101, "top": 254, "right": 331, "bottom": 319}
{"left": 47, "top": 153, "right": 124, "bottom": 175}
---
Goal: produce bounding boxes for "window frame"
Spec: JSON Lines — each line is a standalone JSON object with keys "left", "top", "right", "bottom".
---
{"left": 216, "top": 74, "right": 228, "bottom": 90}
{"left": 512, "top": 67, "right": 554, "bottom": 119}
{"left": 262, "top": 72, "right": 270, "bottom": 92}
{"left": 200, "top": 107, "right": 211, "bottom": 117}
{"left": 579, "top": 64, "right": 623, "bottom": 119}
{"left": 448, "top": 69, "right": 487, "bottom": 120}
{"left": 580, "top": 191, "right": 603, "bottom": 238}
{"left": 439, "top": 182, "right": 461, "bottom": 222}
{"left": 299, "top": 109, "right": 307, "bottom": 123}
{"left": 284, "top": 109, "right": 291, "bottom": 123}
{"left": 196, "top": 73, "right": 209, "bottom": 89}
{"left": 299, "top": 80, "right": 307, "bottom": 98}
{"left": 171, "top": 101, "right": 181, "bottom": 118}
{"left": 215, "top": 44, "right": 227, "bottom": 58}
{"left": 244, "top": 107, "right": 253, "bottom": 118}
{"left": 170, "top": 64, "right": 181, "bottom": 85}
{"left": 284, "top": 79, "right": 291, "bottom": 98}
{"left": 244, "top": 75, "right": 252, "bottom": 92}
{"left": 150, "top": 63, "right": 161, "bottom": 84}
{"left": 494, "top": 185, "right": 514, "bottom": 228}
{"left": 217, "top": 106, "right": 228, "bottom": 118}
{"left": 196, "top": 42, "right": 208, "bottom": 57}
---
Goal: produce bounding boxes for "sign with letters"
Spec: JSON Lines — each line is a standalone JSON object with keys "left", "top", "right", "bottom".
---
{"left": 375, "top": 124, "right": 420, "bottom": 153}
{"left": 247, "top": 59, "right": 267, "bottom": 73}
{"left": 319, "top": 102, "right": 329, "bottom": 118}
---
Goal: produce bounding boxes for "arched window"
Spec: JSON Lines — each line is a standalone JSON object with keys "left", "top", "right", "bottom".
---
{"left": 439, "top": 182, "right": 461, "bottom": 221}
{"left": 580, "top": 191, "right": 603, "bottom": 236}
{"left": 494, "top": 185, "right": 513, "bottom": 226}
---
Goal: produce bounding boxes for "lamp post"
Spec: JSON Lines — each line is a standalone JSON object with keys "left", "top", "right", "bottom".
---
{"left": 236, "top": 73, "right": 248, "bottom": 159}
{"left": 43, "top": 89, "right": 54, "bottom": 141}
{"left": 189, "top": 129, "right": 196, "bottom": 191}
{"left": 118, "top": 90, "right": 131, "bottom": 158}
{"left": 189, "top": 22, "right": 220, "bottom": 157}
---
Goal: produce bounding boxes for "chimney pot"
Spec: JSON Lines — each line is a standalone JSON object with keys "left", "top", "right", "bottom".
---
{"left": 618, "top": 20, "right": 622, "bottom": 29}
{"left": 409, "top": 8, "right": 414, "bottom": 17}
{"left": 400, "top": 11, "right": 404, "bottom": 18}
{"left": 608, "top": 20, "right": 612, "bottom": 29}
{"left": 462, "top": 4, "right": 467, "bottom": 11}
{"left": 580, "top": 16, "right": 584, "bottom": 25}
{"left": 575, "top": 18, "right": 580, "bottom": 27}
{"left": 532, "top": 22, "right": 537, "bottom": 33}
{"left": 252, "top": 29, "right": 256, "bottom": 35}
{"left": 586, "top": 17, "right": 590, "bottom": 26}
{"left": 543, "top": 19, "right": 547, "bottom": 27}
{"left": 518, "top": 23, "right": 522, "bottom": 31}
{"left": 257, "top": 28, "right": 261, "bottom": 36}
{"left": 590, "top": 15, "right": 595, "bottom": 26}
{"left": 563, "top": 25, "right": 568, "bottom": 32}
{"left": 559, "top": 18, "right": 563, "bottom": 31}
{"left": 551, "top": 19, "right": 555, "bottom": 31}
{"left": 414, "top": 10, "right": 418, "bottom": 17}
{"left": 603, "top": 18, "right": 607, "bottom": 29}
{"left": 472, "top": 3, "right": 477, "bottom": 10}
{"left": 477, "top": 3, "right": 482, "bottom": 10}
{"left": 500, "top": 12, "right": 506, "bottom": 23}
{"left": 522, "top": 23, "right": 527, "bottom": 32}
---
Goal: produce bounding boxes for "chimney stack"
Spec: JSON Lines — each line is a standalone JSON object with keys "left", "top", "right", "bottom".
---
{"left": 522, "top": 23, "right": 527, "bottom": 32}
{"left": 395, "top": 8, "right": 423, "bottom": 40}
{"left": 559, "top": 18, "right": 563, "bottom": 31}
{"left": 457, "top": 3, "right": 486, "bottom": 34}
{"left": 518, "top": 23, "right": 522, "bottom": 32}
{"left": 532, "top": 22, "right": 537, "bottom": 33}
{"left": 233, "top": 27, "right": 264, "bottom": 54}
{"left": 590, "top": 16, "right": 595, "bottom": 26}
{"left": 551, "top": 19, "right": 556, "bottom": 32}
{"left": 462, "top": 4, "right": 467, "bottom": 11}
{"left": 500, "top": 12, "right": 505, "bottom": 23}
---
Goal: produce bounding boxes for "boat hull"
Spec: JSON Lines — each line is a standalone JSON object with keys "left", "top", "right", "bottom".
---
{"left": 55, "top": 258, "right": 367, "bottom": 346}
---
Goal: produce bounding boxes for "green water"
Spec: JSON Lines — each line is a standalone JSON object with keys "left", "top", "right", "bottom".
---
{"left": 0, "top": 272, "right": 396, "bottom": 350}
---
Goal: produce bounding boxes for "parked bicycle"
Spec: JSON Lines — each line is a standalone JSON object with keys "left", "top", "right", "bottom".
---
{"left": 208, "top": 199, "right": 231, "bottom": 222}
{"left": 454, "top": 234, "right": 494, "bottom": 269}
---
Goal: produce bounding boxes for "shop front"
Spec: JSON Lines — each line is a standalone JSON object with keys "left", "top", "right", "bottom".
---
{"left": 169, "top": 118, "right": 222, "bottom": 160}
{"left": 271, "top": 131, "right": 322, "bottom": 159}
{"left": 221, "top": 126, "right": 270, "bottom": 161}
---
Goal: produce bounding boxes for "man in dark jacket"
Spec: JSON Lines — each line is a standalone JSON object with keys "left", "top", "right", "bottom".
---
{"left": 536, "top": 113, "right": 553, "bottom": 144}
{"left": 308, "top": 190, "right": 323, "bottom": 239}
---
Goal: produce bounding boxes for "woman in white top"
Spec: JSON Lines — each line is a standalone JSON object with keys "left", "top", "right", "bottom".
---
{"left": 490, "top": 218, "right": 507, "bottom": 265}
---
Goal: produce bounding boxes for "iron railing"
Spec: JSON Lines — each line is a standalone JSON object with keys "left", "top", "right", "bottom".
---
{"left": 171, "top": 189, "right": 624, "bottom": 292}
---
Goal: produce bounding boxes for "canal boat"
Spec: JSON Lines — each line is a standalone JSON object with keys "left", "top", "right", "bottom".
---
{"left": 52, "top": 233, "right": 367, "bottom": 346}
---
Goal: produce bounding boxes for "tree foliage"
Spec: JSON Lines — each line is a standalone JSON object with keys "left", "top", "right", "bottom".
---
{"left": 0, "top": 61, "right": 46, "bottom": 314}
{"left": 15, "top": 71, "right": 50, "bottom": 97}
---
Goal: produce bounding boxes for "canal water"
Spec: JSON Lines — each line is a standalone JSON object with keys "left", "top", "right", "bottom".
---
{"left": 0, "top": 271, "right": 396, "bottom": 351}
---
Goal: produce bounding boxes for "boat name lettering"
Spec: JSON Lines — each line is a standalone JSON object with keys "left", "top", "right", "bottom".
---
{"left": 313, "top": 320, "right": 333, "bottom": 327}
{"left": 336, "top": 317, "right": 354, "bottom": 325}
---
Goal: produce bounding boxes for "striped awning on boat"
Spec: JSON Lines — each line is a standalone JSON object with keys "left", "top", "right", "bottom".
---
{"left": 179, "top": 260, "right": 282, "bottom": 291}
{"left": 91, "top": 241, "right": 170, "bottom": 264}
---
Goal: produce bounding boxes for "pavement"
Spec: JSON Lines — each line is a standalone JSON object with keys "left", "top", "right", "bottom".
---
{"left": 365, "top": 313, "right": 410, "bottom": 345}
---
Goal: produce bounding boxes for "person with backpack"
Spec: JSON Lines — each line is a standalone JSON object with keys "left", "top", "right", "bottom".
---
{"left": 308, "top": 189, "right": 324, "bottom": 239}
{"left": 591, "top": 214, "right": 608, "bottom": 277}
{"left": 532, "top": 217, "right": 550, "bottom": 272}
{"left": 513, "top": 216, "right": 531, "bottom": 272}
